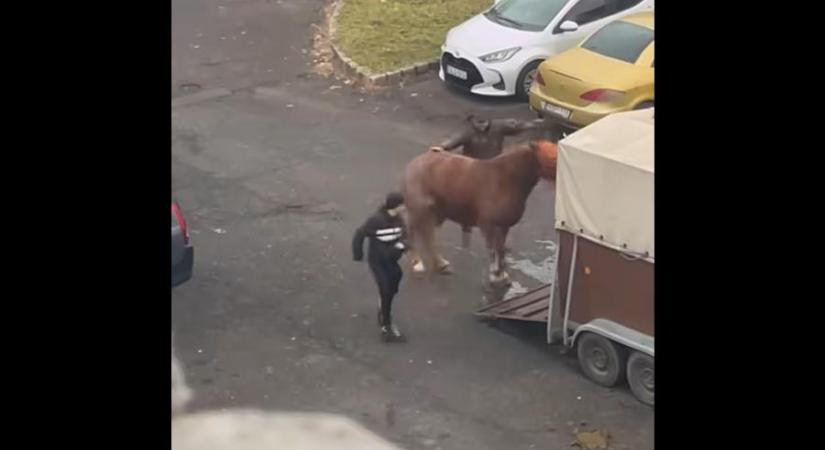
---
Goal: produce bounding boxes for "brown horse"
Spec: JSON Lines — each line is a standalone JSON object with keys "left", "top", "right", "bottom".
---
{"left": 401, "top": 140, "right": 558, "bottom": 285}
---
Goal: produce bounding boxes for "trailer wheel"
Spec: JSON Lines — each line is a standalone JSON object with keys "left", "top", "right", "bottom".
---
{"left": 576, "top": 332, "right": 626, "bottom": 387}
{"left": 627, "top": 351, "right": 654, "bottom": 406}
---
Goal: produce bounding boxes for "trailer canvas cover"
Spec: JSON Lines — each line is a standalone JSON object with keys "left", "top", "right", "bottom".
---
{"left": 555, "top": 109, "right": 654, "bottom": 262}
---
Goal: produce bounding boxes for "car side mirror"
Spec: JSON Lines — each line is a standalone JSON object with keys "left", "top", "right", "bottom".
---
{"left": 559, "top": 20, "right": 579, "bottom": 32}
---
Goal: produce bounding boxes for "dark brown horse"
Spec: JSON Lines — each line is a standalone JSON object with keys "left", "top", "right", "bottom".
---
{"left": 401, "top": 140, "right": 558, "bottom": 285}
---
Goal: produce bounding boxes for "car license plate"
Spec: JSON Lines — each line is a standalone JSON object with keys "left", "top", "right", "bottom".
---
{"left": 446, "top": 65, "right": 468, "bottom": 80}
{"left": 542, "top": 102, "right": 571, "bottom": 119}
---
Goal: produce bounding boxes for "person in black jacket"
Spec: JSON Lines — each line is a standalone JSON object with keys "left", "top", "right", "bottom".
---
{"left": 352, "top": 192, "right": 408, "bottom": 342}
{"left": 430, "top": 114, "right": 544, "bottom": 160}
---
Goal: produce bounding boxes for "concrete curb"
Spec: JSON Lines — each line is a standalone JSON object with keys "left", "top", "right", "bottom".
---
{"left": 329, "top": 0, "right": 439, "bottom": 87}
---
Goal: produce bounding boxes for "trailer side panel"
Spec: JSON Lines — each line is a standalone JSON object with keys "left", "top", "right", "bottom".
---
{"left": 557, "top": 230, "right": 654, "bottom": 337}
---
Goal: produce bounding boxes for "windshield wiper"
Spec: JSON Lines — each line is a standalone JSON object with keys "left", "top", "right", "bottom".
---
{"left": 493, "top": 14, "right": 524, "bottom": 29}
{"left": 484, "top": 7, "right": 525, "bottom": 29}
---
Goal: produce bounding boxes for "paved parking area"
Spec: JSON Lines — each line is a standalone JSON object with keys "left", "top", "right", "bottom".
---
{"left": 172, "top": 1, "right": 654, "bottom": 449}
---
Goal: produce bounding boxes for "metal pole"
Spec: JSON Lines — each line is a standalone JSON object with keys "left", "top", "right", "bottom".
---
{"left": 562, "top": 235, "right": 578, "bottom": 347}
{"left": 546, "top": 244, "right": 560, "bottom": 344}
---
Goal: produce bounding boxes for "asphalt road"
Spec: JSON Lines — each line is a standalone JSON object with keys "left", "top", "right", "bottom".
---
{"left": 171, "top": 1, "right": 654, "bottom": 449}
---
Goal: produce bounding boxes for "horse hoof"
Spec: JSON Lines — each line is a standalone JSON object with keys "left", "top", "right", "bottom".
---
{"left": 437, "top": 265, "right": 453, "bottom": 275}
{"left": 436, "top": 261, "right": 452, "bottom": 274}
{"left": 488, "top": 272, "right": 511, "bottom": 286}
{"left": 412, "top": 261, "right": 426, "bottom": 273}
{"left": 501, "top": 276, "right": 512, "bottom": 287}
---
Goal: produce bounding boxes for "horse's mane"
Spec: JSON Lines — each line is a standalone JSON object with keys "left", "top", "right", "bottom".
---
{"left": 500, "top": 139, "right": 556, "bottom": 155}
{"left": 495, "top": 140, "right": 557, "bottom": 179}
{"left": 424, "top": 140, "right": 557, "bottom": 178}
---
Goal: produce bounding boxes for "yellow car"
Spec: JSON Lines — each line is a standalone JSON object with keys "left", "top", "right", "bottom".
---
{"left": 529, "top": 11, "right": 654, "bottom": 129}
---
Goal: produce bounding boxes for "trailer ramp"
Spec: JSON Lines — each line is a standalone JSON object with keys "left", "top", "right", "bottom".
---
{"left": 475, "top": 284, "right": 552, "bottom": 323}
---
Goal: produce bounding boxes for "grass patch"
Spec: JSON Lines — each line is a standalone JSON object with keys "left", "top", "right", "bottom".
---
{"left": 334, "top": 0, "right": 493, "bottom": 74}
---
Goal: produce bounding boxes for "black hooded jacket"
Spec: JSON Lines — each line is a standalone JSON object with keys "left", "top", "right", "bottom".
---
{"left": 352, "top": 209, "right": 407, "bottom": 263}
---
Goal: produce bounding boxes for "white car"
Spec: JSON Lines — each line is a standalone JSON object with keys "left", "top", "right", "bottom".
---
{"left": 439, "top": 0, "right": 654, "bottom": 100}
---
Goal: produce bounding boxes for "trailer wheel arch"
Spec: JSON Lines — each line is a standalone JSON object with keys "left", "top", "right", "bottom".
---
{"left": 569, "top": 319, "right": 654, "bottom": 358}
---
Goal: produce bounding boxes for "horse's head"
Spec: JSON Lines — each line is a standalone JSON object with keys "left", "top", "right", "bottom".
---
{"left": 530, "top": 140, "right": 558, "bottom": 181}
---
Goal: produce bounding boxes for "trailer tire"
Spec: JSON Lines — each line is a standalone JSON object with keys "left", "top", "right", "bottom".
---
{"left": 576, "top": 332, "right": 626, "bottom": 387}
{"left": 627, "top": 351, "right": 654, "bottom": 406}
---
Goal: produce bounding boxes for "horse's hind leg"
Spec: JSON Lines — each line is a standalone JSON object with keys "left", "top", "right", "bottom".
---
{"left": 402, "top": 211, "right": 427, "bottom": 274}
{"left": 432, "top": 216, "right": 451, "bottom": 272}
{"left": 406, "top": 236, "right": 425, "bottom": 274}
{"left": 422, "top": 218, "right": 451, "bottom": 274}
{"left": 407, "top": 248, "right": 425, "bottom": 274}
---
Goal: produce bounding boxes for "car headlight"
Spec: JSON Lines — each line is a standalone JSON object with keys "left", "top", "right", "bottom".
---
{"left": 480, "top": 47, "right": 521, "bottom": 63}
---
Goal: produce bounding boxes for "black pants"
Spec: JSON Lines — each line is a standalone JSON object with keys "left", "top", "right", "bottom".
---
{"left": 369, "top": 258, "right": 403, "bottom": 326}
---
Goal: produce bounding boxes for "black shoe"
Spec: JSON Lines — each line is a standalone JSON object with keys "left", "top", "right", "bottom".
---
{"left": 380, "top": 325, "right": 405, "bottom": 343}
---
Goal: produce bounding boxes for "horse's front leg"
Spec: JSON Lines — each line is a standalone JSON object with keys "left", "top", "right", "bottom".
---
{"left": 482, "top": 226, "right": 501, "bottom": 285}
{"left": 498, "top": 227, "right": 513, "bottom": 286}
{"left": 486, "top": 226, "right": 511, "bottom": 286}
{"left": 461, "top": 225, "right": 472, "bottom": 249}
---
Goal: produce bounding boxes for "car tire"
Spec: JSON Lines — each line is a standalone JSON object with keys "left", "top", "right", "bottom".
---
{"left": 634, "top": 101, "right": 654, "bottom": 110}
{"left": 516, "top": 61, "right": 542, "bottom": 102}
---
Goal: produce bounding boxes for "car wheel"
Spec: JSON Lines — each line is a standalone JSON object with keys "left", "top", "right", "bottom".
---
{"left": 634, "top": 101, "right": 654, "bottom": 110}
{"left": 516, "top": 61, "right": 542, "bottom": 102}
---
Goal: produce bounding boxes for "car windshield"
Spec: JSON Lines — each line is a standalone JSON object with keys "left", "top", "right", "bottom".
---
{"left": 581, "top": 21, "right": 654, "bottom": 64}
{"left": 485, "top": 0, "right": 570, "bottom": 32}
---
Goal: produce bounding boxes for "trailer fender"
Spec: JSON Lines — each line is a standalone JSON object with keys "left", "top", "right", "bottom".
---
{"left": 570, "top": 319, "right": 654, "bottom": 357}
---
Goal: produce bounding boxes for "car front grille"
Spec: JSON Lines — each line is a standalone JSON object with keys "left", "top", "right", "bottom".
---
{"left": 441, "top": 53, "right": 483, "bottom": 90}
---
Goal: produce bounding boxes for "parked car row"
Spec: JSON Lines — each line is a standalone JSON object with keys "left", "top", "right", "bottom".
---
{"left": 530, "top": 11, "right": 653, "bottom": 130}
{"left": 440, "top": 0, "right": 653, "bottom": 129}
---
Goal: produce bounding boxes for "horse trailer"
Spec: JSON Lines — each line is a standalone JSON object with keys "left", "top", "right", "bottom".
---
{"left": 476, "top": 109, "right": 654, "bottom": 406}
